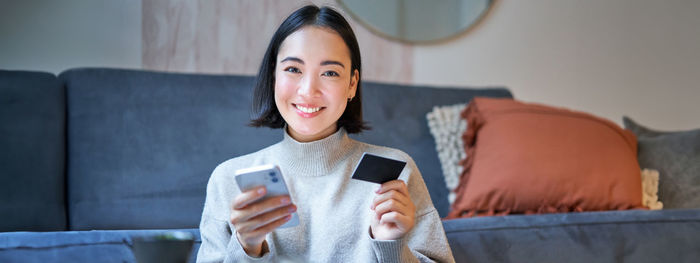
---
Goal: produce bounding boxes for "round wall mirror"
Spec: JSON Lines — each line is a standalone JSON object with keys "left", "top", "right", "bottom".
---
{"left": 337, "top": 0, "right": 493, "bottom": 44}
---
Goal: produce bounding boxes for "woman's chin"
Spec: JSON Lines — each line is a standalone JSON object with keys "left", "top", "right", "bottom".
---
{"left": 287, "top": 124, "right": 336, "bottom": 142}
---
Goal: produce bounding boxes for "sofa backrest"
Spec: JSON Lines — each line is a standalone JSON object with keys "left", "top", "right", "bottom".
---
{"left": 60, "top": 68, "right": 512, "bottom": 230}
{"left": 357, "top": 82, "right": 512, "bottom": 217}
{"left": 61, "top": 68, "right": 283, "bottom": 230}
{"left": 0, "top": 70, "right": 66, "bottom": 231}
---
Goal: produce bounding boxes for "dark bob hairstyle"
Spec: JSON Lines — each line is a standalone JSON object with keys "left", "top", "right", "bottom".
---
{"left": 249, "top": 5, "right": 369, "bottom": 133}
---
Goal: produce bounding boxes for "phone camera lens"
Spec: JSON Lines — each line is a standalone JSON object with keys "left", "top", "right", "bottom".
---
{"left": 269, "top": 172, "right": 275, "bottom": 177}
{"left": 271, "top": 178, "right": 279, "bottom": 183}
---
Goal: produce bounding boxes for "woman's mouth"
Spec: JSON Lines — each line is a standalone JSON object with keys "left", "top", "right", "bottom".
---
{"left": 293, "top": 103, "right": 324, "bottom": 117}
{"left": 295, "top": 104, "right": 322, "bottom": 113}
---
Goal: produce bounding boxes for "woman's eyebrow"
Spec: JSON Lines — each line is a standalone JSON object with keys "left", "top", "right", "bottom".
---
{"left": 280, "top": 57, "right": 345, "bottom": 68}
{"left": 321, "top": 60, "right": 345, "bottom": 68}
{"left": 281, "top": 56, "right": 304, "bottom": 64}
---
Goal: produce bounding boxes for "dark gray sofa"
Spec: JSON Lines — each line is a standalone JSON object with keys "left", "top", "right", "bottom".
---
{"left": 1, "top": 68, "right": 699, "bottom": 262}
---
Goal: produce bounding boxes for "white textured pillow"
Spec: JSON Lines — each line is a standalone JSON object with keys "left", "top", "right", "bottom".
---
{"left": 641, "top": 168, "right": 663, "bottom": 210}
{"left": 426, "top": 103, "right": 468, "bottom": 205}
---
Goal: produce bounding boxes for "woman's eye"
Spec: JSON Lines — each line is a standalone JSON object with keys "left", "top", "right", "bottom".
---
{"left": 322, "top": 71, "right": 339, "bottom": 77}
{"left": 284, "top": 67, "right": 301, "bottom": 73}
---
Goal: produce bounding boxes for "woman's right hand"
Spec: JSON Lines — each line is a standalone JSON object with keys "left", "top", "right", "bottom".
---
{"left": 230, "top": 186, "right": 296, "bottom": 257}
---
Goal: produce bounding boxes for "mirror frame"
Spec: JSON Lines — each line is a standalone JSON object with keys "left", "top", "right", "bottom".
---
{"left": 337, "top": 0, "right": 496, "bottom": 45}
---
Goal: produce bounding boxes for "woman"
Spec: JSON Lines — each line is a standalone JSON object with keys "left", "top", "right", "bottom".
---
{"left": 197, "top": 5, "right": 455, "bottom": 263}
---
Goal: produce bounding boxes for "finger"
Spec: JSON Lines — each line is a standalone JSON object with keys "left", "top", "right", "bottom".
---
{"left": 238, "top": 204, "right": 296, "bottom": 233}
{"left": 249, "top": 213, "right": 294, "bottom": 237}
{"left": 376, "top": 180, "right": 409, "bottom": 197}
{"left": 232, "top": 186, "right": 267, "bottom": 210}
{"left": 371, "top": 190, "right": 408, "bottom": 210}
{"left": 374, "top": 198, "right": 411, "bottom": 218}
{"left": 379, "top": 211, "right": 413, "bottom": 229}
{"left": 231, "top": 195, "right": 292, "bottom": 224}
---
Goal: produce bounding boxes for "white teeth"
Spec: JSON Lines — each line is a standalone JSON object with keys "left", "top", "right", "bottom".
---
{"left": 296, "top": 105, "right": 321, "bottom": 113}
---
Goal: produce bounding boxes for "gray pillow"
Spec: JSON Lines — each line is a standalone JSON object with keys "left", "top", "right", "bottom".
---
{"left": 623, "top": 116, "right": 700, "bottom": 209}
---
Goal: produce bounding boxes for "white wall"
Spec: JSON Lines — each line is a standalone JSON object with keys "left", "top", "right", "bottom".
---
{"left": 414, "top": 0, "right": 700, "bottom": 130}
{"left": 0, "top": 0, "right": 141, "bottom": 74}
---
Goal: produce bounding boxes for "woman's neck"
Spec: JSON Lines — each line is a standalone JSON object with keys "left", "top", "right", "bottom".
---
{"left": 277, "top": 127, "right": 355, "bottom": 176}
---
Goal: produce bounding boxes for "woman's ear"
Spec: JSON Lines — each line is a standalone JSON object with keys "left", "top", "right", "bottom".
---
{"left": 348, "top": 69, "right": 359, "bottom": 99}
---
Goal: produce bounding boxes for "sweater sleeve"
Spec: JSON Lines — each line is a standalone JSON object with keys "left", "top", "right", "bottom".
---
{"left": 369, "top": 157, "right": 456, "bottom": 263}
{"left": 196, "top": 162, "right": 278, "bottom": 263}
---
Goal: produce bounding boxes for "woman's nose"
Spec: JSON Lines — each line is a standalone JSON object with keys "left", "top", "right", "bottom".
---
{"left": 297, "top": 76, "right": 321, "bottom": 97}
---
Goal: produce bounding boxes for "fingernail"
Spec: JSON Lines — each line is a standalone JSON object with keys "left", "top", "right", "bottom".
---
{"left": 289, "top": 206, "right": 296, "bottom": 212}
{"left": 281, "top": 197, "right": 290, "bottom": 204}
{"left": 257, "top": 188, "right": 265, "bottom": 195}
{"left": 374, "top": 186, "right": 381, "bottom": 193}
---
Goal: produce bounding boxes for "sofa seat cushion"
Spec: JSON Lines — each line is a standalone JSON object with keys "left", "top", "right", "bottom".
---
{"left": 443, "top": 209, "right": 700, "bottom": 263}
{"left": 0, "top": 229, "right": 200, "bottom": 263}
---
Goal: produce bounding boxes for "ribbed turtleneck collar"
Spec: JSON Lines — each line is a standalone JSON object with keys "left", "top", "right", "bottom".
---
{"left": 276, "top": 127, "right": 355, "bottom": 177}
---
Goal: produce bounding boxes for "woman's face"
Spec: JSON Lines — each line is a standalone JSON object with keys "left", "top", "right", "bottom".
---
{"left": 274, "top": 26, "right": 358, "bottom": 142}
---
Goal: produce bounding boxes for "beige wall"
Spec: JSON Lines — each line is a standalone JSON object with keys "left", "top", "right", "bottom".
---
{"left": 2, "top": 0, "right": 698, "bottom": 130}
{"left": 0, "top": 0, "right": 141, "bottom": 74}
{"left": 413, "top": 0, "right": 700, "bottom": 130}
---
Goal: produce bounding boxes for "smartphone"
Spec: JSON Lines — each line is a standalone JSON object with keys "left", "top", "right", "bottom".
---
{"left": 351, "top": 152, "right": 407, "bottom": 184}
{"left": 234, "top": 164, "right": 299, "bottom": 228}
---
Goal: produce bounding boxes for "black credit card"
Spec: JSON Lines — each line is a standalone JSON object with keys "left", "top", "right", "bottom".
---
{"left": 351, "top": 152, "right": 407, "bottom": 184}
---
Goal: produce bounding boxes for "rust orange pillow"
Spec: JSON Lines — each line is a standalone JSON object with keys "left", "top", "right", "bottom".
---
{"left": 447, "top": 98, "right": 645, "bottom": 218}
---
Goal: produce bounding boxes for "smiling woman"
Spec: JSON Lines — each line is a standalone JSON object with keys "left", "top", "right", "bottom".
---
{"left": 249, "top": 5, "right": 368, "bottom": 136}
{"left": 273, "top": 26, "right": 359, "bottom": 142}
{"left": 196, "top": 4, "right": 455, "bottom": 263}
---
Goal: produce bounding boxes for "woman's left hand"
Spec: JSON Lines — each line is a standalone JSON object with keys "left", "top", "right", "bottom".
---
{"left": 370, "top": 180, "right": 416, "bottom": 240}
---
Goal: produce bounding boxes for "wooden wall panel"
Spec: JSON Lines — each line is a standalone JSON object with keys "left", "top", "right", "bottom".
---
{"left": 142, "top": 0, "right": 413, "bottom": 83}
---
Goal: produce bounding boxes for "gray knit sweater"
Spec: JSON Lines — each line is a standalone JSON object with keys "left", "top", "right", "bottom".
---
{"left": 196, "top": 128, "right": 455, "bottom": 263}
